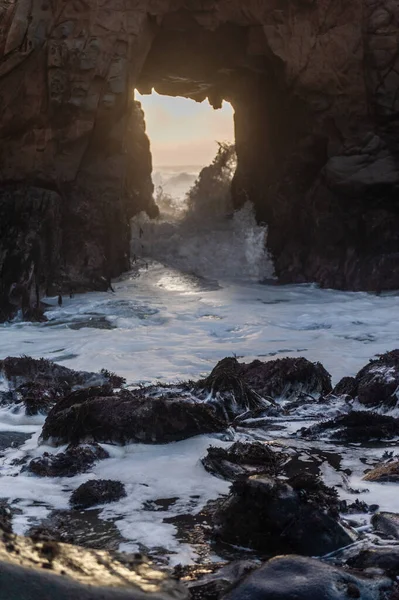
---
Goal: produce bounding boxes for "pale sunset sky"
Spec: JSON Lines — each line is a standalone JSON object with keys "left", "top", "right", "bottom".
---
{"left": 135, "top": 91, "right": 235, "bottom": 168}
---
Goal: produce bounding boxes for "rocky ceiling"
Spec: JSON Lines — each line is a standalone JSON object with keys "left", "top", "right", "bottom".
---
{"left": 1, "top": 0, "right": 399, "bottom": 320}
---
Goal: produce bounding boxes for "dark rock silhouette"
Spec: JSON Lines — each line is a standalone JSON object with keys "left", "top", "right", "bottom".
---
{"left": 41, "top": 389, "right": 227, "bottom": 446}
{"left": 300, "top": 411, "right": 399, "bottom": 442}
{"left": 224, "top": 556, "right": 391, "bottom": 600}
{"left": 213, "top": 473, "right": 355, "bottom": 557}
{"left": 70, "top": 480, "right": 127, "bottom": 509}
{"left": 331, "top": 350, "right": 399, "bottom": 409}
{"left": 28, "top": 444, "right": 109, "bottom": 478}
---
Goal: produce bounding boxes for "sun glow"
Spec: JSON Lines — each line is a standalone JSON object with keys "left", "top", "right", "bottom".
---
{"left": 135, "top": 90, "right": 234, "bottom": 168}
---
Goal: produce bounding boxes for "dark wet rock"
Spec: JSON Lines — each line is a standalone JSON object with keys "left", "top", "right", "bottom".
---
{"left": 41, "top": 389, "right": 227, "bottom": 445}
{"left": 332, "top": 376, "right": 358, "bottom": 397}
{"left": 332, "top": 350, "right": 399, "bottom": 409}
{"left": 348, "top": 548, "right": 399, "bottom": 577}
{"left": 372, "top": 513, "right": 399, "bottom": 540}
{"left": 339, "top": 499, "right": 373, "bottom": 515}
{"left": 28, "top": 443, "right": 109, "bottom": 477}
{"left": 70, "top": 480, "right": 127, "bottom": 509}
{"left": 0, "top": 502, "right": 12, "bottom": 534}
{"left": 195, "top": 356, "right": 331, "bottom": 420}
{"left": 364, "top": 460, "right": 399, "bottom": 483}
{"left": 0, "top": 356, "right": 124, "bottom": 415}
{"left": 201, "top": 442, "right": 284, "bottom": 482}
{"left": 213, "top": 474, "right": 354, "bottom": 557}
{"left": 27, "top": 507, "right": 125, "bottom": 551}
{"left": 0, "top": 431, "right": 31, "bottom": 451}
{"left": 188, "top": 560, "right": 259, "bottom": 600}
{"left": 239, "top": 356, "right": 332, "bottom": 401}
{"left": 224, "top": 555, "right": 391, "bottom": 600}
{"left": 300, "top": 411, "right": 399, "bottom": 442}
{"left": 0, "top": 530, "right": 188, "bottom": 600}
{"left": 195, "top": 358, "right": 272, "bottom": 420}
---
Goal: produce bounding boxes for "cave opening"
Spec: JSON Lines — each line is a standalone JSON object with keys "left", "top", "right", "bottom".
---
{"left": 135, "top": 89, "right": 235, "bottom": 216}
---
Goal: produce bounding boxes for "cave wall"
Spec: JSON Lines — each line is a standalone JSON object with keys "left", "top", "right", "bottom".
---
{"left": 1, "top": 0, "right": 399, "bottom": 319}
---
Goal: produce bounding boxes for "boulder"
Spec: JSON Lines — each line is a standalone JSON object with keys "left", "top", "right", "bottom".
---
{"left": 213, "top": 473, "right": 355, "bottom": 557}
{"left": 70, "top": 480, "right": 127, "bottom": 509}
{"left": 188, "top": 560, "right": 259, "bottom": 600}
{"left": 28, "top": 444, "right": 109, "bottom": 477}
{"left": 195, "top": 358, "right": 273, "bottom": 420}
{"left": 0, "top": 530, "right": 188, "bottom": 600}
{"left": 331, "top": 350, "right": 399, "bottom": 409}
{"left": 0, "top": 356, "right": 124, "bottom": 414}
{"left": 201, "top": 441, "right": 283, "bottom": 482}
{"left": 300, "top": 411, "right": 399, "bottom": 442}
{"left": 364, "top": 460, "right": 399, "bottom": 483}
{"left": 41, "top": 389, "right": 227, "bottom": 446}
{"left": 224, "top": 555, "right": 391, "bottom": 600}
{"left": 348, "top": 547, "right": 399, "bottom": 576}
{"left": 238, "top": 357, "right": 332, "bottom": 401}
{"left": 372, "top": 513, "right": 399, "bottom": 540}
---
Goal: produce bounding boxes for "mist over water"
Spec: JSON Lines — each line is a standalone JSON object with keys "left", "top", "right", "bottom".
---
{"left": 132, "top": 166, "right": 275, "bottom": 282}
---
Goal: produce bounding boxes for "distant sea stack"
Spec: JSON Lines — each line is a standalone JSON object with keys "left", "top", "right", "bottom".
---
{"left": 1, "top": 0, "right": 399, "bottom": 320}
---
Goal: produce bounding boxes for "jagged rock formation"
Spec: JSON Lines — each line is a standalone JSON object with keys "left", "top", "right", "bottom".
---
{"left": 1, "top": 1, "right": 399, "bottom": 319}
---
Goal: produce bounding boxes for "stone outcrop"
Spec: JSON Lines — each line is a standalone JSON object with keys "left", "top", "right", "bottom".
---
{"left": 70, "top": 480, "right": 127, "bottom": 509}
{"left": 213, "top": 473, "right": 355, "bottom": 557}
{"left": 331, "top": 350, "right": 399, "bottom": 410}
{"left": 0, "top": 529, "right": 188, "bottom": 600}
{"left": 1, "top": 0, "right": 399, "bottom": 318}
{"left": 224, "top": 555, "right": 391, "bottom": 600}
{"left": 40, "top": 388, "right": 227, "bottom": 446}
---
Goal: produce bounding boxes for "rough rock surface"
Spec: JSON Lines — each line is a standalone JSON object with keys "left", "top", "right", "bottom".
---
{"left": 300, "top": 411, "right": 399, "bottom": 442}
{"left": 195, "top": 356, "right": 331, "bottom": 417}
{"left": 224, "top": 555, "right": 391, "bottom": 600}
{"left": 201, "top": 441, "right": 283, "bottom": 482}
{"left": 70, "top": 480, "right": 127, "bottom": 509}
{"left": 188, "top": 560, "right": 260, "bottom": 600}
{"left": 2, "top": 0, "right": 399, "bottom": 319}
{"left": 372, "top": 512, "right": 399, "bottom": 540}
{"left": 28, "top": 444, "right": 109, "bottom": 478}
{"left": 331, "top": 350, "right": 399, "bottom": 409}
{"left": 364, "top": 459, "right": 399, "bottom": 482}
{"left": 213, "top": 473, "right": 355, "bottom": 557}
{"left": 0, "top": 356, "right": 124, "bottom": 414}
{"left": 0, "top": 530, "right": 188, "bottom": 600}
{"left": 41, "top": 388, "right": 227, "bottom": 445}
{"left": 238, "top": 357, "right": 332, "bottom": 401}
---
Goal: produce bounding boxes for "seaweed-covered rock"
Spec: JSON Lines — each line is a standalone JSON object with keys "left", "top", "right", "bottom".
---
{"left": 201, "top": 442, "right": 283, "bottom": 482}
{"left": 300, "top": 411, "right": 399, "bottom": 442}
{"left": 372, "top": 513, "right": 399, "bottom": 540}
{"left": 364, "top": 460, "right": 399, "bottom": 483}
{"left": 213, "top": 474, "right": 354, "bottom": 557}
{"left": 332, "top": 350, "right": 399, "bottom": 409}
{"left": 28, "top": 444, "right": 109, "bottom": 477}
{"left": 41, "top": 389, "right": 227, "bottom": 446}
{"left": 70, "top": 480, "right": 127, "bottom": 509}
{"left": 195, "top": 358, "right": 272, "bottom": 419}
{"left": 195, "top": 356, "right": 331, "bottom": 420}
{"left": 0, "top": 356, "right": 124, "bottom": 415}
{"left": 239, "top": 357, "right": 332, "bottom": 400}
{"left": 0, "top": 530, "right": 188, "bottom": 600}
{"left": 224, "top": 555, "right": 391, "bottom": 600}
{"left": 348, "top": 547, "right": 399, "bottom": 576}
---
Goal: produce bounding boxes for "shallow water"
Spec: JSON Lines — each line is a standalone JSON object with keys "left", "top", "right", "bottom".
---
{"left": 1, "top": 198, "right": 399, "bottom": 565}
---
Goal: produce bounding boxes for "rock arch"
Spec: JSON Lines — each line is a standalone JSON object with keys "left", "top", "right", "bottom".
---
{"left": 1, "top": 0, "right": 398, "bottom": 319}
